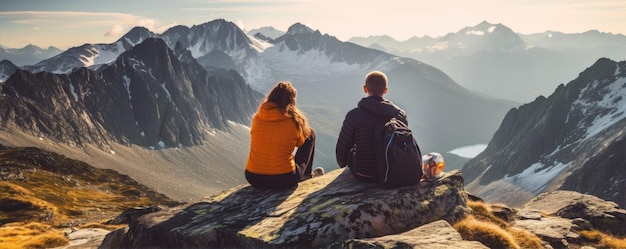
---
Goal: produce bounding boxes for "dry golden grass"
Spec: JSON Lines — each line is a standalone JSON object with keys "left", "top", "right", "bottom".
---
{"left": 0, "top": 182, "right": 56, "bottom": 224}
{"left": 580, "top": 230, "right": 626, "bottom": 249}
{"left": 453, "top": 215, "right": 520, "bottom": 249}
{"left": 463, "top": 200, "right": 544, "bottom": 248}
{"left": 0, "top": 222, "right": 69, "bottom": 249}
{"left": 467, "top": 200, "right": 509, "bottom": 228}
{"left": 0, "top": 147, "right": 179, "bottom": 249}
{"left": 507, "top": 227, "right": 543, "bottom": 249}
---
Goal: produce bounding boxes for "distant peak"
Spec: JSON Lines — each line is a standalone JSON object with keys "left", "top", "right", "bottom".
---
{"left": 286, "top": 23, "right": 314, "bottom": 35}
{"left": 23, "top": 44, "right": 40, "bottom": 49}
{"left": 200, "top": 18, "right": 234, "bottom": 28}
{"left": 128, "top": 26, "right": 150, "bottom": 32}
{"left": 462, "top": 21, "right": 515, "bottom": 36}
{"left": 478, "top": 20, "right": 493, "bottom": 26}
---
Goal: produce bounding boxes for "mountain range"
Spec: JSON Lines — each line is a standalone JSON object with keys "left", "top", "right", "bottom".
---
{"left": 1, "top": 19, "right": 624, "bottom": 208}
{"left": 0, "top": 19, "right": 516, "bottom": 173}
{"left": 1, "top": 38, "right": 261, "bottom": 149}
{"left": 348, "top": 21, "right": 626, "bottom": 103}
{"left": 462, "top": 58, "right": 626, "bottom": 207}
{"left": 0, "top": 44, "right": 62, "bottom": 67}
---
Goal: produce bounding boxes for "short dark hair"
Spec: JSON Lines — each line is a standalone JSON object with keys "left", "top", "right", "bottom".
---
{"left": 365, "top": 71, "right": 388, "bottom": 96}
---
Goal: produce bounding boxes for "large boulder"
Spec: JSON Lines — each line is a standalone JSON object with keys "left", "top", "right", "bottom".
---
{"left": 328, "top": 220, "right": 488, "bottom": 249}
{"left": 513, "top": 216, "right": 581, "bottom": 249}
{"left": 523, "top": 190, "right": 626, "bottom": 235}
{"left": 100, "top": 169, "right": 471, "bottom": 248}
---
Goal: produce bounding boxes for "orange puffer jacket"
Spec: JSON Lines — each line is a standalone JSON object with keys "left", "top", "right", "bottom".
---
{"left": 246, "top": 102, "right": 306, "bottom": 175}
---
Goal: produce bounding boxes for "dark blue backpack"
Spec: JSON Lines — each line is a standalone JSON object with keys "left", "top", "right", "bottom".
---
{"left": 375, "top": 117, "right": 423, "bottom": 187}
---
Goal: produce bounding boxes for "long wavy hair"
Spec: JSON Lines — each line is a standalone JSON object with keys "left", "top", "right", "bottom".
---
{"left": 265, "top": 81, "right": 311, "bottom": 139}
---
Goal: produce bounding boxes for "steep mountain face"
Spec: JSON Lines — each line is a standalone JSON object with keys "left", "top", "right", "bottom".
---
{"left": 462, "top": 58, "right": 626, "bottom": 207}
{"left": 0, "top": 60, "right": 18, "bottom": 82}
{"left": 0, "top": 44, "right": 63, "bottom": 66}
{"left": 161, "top": 19, "right": 260, "bottom": 68}
{"left": 349, "top": 21, "right": 626, "bottom": 103}
{"left": 0, "top": 38, "right": 262, "bottom": 149}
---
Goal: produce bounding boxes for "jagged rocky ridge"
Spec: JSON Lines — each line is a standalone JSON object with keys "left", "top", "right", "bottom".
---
{"left": 463, "top": 58, "right": 626, "bottom": 207}
{"left": 22, "top": 19, "right": 258, "bottom": 75}
{"left": 0, "top": 59, "right": 18, "bottom": 82}
{"left": 0, "top": 38, "right": 262, "bottom": 149}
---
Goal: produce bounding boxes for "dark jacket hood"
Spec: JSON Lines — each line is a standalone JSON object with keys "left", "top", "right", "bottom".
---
{"left": 358, "top": 96, "right": 404, "bottom": 118}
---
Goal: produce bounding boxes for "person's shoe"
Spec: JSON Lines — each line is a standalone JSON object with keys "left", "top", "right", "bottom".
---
{"left": 312, "top": 167, "right": 325, "bottom": 177}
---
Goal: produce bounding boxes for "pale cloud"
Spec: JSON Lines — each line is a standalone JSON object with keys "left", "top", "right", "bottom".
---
{"left": 138, "top": 19, "right": 156, "bottom": 30}
{"left": 105, "top": 24, "right": 125, "bottom": 37}
{"left": 1, "top": 1, "right": 625, "bottom": 48}
{"left": 0, "top": 11, "right": 161, "bottom": 32}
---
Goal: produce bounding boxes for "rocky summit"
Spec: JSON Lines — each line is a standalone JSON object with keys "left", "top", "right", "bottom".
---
{"left": 100, "top": 169, "right": 471, "bottom": 248}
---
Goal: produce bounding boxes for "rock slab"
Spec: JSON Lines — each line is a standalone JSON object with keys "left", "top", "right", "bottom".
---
{"left": 524, "top": 190, "right": 626, "bottom": 235}
{"left": 100, "top": 169, "right": 471, "bottom": 248}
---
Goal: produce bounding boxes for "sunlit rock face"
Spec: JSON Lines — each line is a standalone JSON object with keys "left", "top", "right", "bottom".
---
{"left": 463, "top": 58, "right": 626, "bottom": 208}
{"left": 100, "top": 169, "right": 471, "bottom": 248}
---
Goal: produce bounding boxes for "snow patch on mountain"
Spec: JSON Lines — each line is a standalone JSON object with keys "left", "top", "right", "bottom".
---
{"left": 503, "top": 161, "right": 570, "bottom": 194}
{"left": 93, "top": 43, "right": 124, "bottom": 65}
{"left": 228, "top": 120, "right": 251, "bottom": 131}
{"left": 579, "top": 75, "right": 626, "bottom": 140}
{"left": 122, "top": 75, "right": 132, "bottom": 101}
{"left": 80, "top": 47, "right": 99, "bottom": 67}
{"left": 465, "top": 25, "right": 496, "bottom": 36}
{"left": 69, "top": 83, "right": 79, "bottom": 102}
{"left": 248, "top": 35, "right": 273, "bottom": 53}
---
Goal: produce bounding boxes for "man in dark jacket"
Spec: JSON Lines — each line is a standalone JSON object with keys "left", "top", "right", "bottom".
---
{"left": 336, "top": 71, "right": 407, "bottom": 182}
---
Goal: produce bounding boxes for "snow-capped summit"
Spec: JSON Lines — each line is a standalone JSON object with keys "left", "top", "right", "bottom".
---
{"left": 286, "top": 23, "right": 315, "bottom": 35}
{"left": 463, "top": 58, "right": 626, "bottom": 207}
{"left": 117, "top": 26, "right": 157, "bottom": 50}
{"left": 428, "top": 21, "right": 529, "bottom": 54}
{"left": 173, "top": 19, "right": 253, "bottom": 59}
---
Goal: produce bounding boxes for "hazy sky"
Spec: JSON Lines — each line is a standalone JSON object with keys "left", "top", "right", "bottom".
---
{"left": 1, "top": 0, "right": 625, "bottom": 49}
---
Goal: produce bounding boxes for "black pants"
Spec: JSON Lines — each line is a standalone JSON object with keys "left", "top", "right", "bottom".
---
{"left": 246, "top": 129, "right": 316, "bottom": 190}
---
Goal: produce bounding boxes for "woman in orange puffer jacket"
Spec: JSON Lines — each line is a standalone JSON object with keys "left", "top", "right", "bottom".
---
{"left": 245, "top": 81, "right": 318, "bottom": 189}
